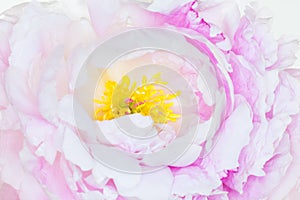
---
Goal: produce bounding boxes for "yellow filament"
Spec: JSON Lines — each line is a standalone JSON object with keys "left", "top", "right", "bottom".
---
{"left": 94, "top": 73, "right": 180, "bottom": 123}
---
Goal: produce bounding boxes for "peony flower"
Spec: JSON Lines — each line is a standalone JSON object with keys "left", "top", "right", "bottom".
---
{"left": 0, "top": 0, "right": 299, "bottom": 199}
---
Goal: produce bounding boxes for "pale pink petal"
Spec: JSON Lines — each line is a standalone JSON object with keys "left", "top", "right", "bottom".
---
{"left": 40, "top": 158, "right": 76, "bottom": 199}
{"left": 92, "top": 163, "right": 140, "bottom": 190}
{"left": 59, "top": 0, "right": 90, "bottom": 19}
{"left": 0, "top": 20, "right": 12, "bottom": 71}
{"left": 62, "top": 128, "right": 95, "bottom": 171}
{"left": 87, "top": 0, "right": 120, "bottom": 36}
{"left": 172, "top": 166, "right": 221, "bottom": 196}
{"left": 207, "top": 96, "right": 253, "bottom": 172}
{"left": 225, "top": 110, "right": 292, "bottom": 193}
{"left": 197, "top": 0, "right": 241, "bottom": 45}
{"left": 117, "top": 168, "right": 173, "bottom": 200}
{"left": 19, "top": 174, "right": 49, "bottom": 200}
{"left": 103, "top": 185, "right": 119, "bottom": 199}
{"left": 268, "top": 36, "right": 300, "bottom": 70}
{"left": 0, "top": 75, "right": 8, "bottom": 109}
{"left": 147, "top": 0, "right": 193, "bottom": 13}
{"left": 37, "top": 47, "right": 66, "bottom": 121}
{"left": 5, "top": 67, "right": 39, "bottom": 115}
{"left": 269, "top": 115, "right": 300, "bottom": 199}
{"left": 35, "top": 140, "right": 57, "bottom": 165}
{"left": 57, "top": 95, "right": 76, "bottom": 125}
{"left": 0, "top": 1, "right": 299, "bottom": 199}
{"left": 9, "top": 3, "right": 70, "bottom": 71}
{"left": 273, "top": 71, "right": 300, "bottom": 116}
{"left": 97, "top": 114, "right": 177, "bottom": 154}
{"left": 232, "top": 4, "right": 279, "bottom": 73}
{"left": 170, "top": 144, "right": 202, "bottom": 167}
{"left": 0, "top": 106, "right": 20, "bottom": 130}
{"left": 78, "top": 191, "right": 104, "bottom": 200}
{"left": 229, "top": 133, "right": 292, "bottom": 199}
{"left": 285, "top": 183, "right": 300, "bottom": 200}
{"left": 0, "top": 130, "right": 25, "bottom": 189}
{"left": 285, "top": 68, "right": 300, "bottom": 80}
{"left": 24, "top": 118, "right": 55, "bottom": 146}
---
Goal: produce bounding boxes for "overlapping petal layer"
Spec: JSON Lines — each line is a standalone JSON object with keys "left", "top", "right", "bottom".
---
{"left": 0, "top": 0, "right": 299, "bottom": 199}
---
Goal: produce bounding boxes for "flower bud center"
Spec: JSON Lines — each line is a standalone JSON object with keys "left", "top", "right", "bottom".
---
{"left": 94, "top": 73, "right": 180, "bottom": 123}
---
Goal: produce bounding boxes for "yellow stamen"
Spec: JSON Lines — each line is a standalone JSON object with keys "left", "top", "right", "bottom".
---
{"left": 94, "top": 73, "right": 180, "bottom": 123}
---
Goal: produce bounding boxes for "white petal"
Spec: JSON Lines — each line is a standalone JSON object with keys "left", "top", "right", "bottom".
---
{"left": 19, "top": 174, "right": 48, "bottom": 200}
{"left": 62, "top": 127, "right": 95, "bottom": 171}
{"left": 92, "top": 163, "right": 140, "bottom": 189}
{"left": 117, "top": 168, "right": 173, "bottom": 200}
{"left": 148, "top": 0, "right": 192, "bottom": 13}
{"left": 170, "top": 144, "right": 202, "bottom": 167}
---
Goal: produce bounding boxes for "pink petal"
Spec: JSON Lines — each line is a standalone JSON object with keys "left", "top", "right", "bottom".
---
{"left": 228, "top": 53, "right": 259, "bottom": 108}
{"left": 5, "top": 67, "right": 39, "bottom": 115}
{"left": 0, "top": 183, "right": 19, "bottom": 200}
{"left": 197, "top": 0, "right": 240, "bottom": 45}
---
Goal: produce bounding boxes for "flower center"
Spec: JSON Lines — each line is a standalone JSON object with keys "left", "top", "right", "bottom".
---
{"left": 94, "top": 73, "right": 180, "bottom": 123}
